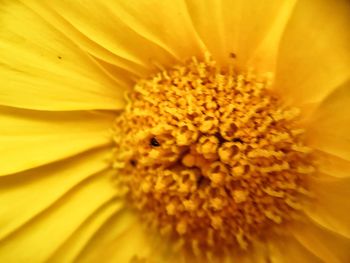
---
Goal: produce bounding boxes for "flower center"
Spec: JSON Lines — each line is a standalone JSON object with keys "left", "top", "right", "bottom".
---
{"left": 112, "top": 54, "right": 314, "bottom": 257}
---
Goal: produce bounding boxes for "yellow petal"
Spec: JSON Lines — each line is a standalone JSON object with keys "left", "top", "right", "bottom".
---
{"left": 292, "top": 221, "right": 350, "bottom": 263}
{"left": 268, "top": 237, "right": 322, "bottom": 263}
{"left": 0, "top": 147, "right": 111, "bottom": 239}
{"left": 247, "top": 0, "right": 297, "bottom": 73}
{"left": 306, "top": 82, "right": 350, "bottom": 161}
{"left": 75, "top": 211, "right": 151, "bottom": 263}
{"left": 305, "top": 175, "right": 350, "bottom": 240}
{"left": 0, "top": 1, "right": 126, "bottom": 111}
{"left": 48, "top": 199, "right": 122, "bottom": 263}
{"left": 103, "top": 0, "right": 206, "bottom": 61}
{"left": 0, "top": 107, "right": 115, "bottom": 175}
{"left": 237, "top": 241, "right": 269, "bottom": 263}
{"left": 0, "top": 169, "right": 119, "bottom": 262}
{"left": 274, "top": 0, "right": 350, "bottom": 105}
{"left": 20, "top": 0, "right": 147, "bottom": 78}
{"left": 315, "top": 151, "right": 350, "bottom": 179}
{"left": 25, "top": 0, "right": 205, "bottom": 77}
{"left": 186, "top": 0, "right": 296, "bottom": 66}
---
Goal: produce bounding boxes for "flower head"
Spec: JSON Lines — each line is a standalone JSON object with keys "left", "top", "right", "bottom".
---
{"left": 0, "top": 0, "right": 349, "bottom": 262}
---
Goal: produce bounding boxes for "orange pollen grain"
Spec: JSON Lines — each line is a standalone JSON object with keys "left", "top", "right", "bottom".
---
{"left": 112, "top": 54, "right": 315, "bottom": 256}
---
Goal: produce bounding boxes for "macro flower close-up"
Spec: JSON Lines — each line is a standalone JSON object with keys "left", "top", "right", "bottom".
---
{"left": 0, "top": 0, "right": 350, "bottom": 262}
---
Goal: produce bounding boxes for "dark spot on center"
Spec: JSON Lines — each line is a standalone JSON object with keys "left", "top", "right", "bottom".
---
{"left": 130, "top": 159, "right": 137, "bottom": 167}
{"left": 57, "top": 56, "right": 62, "bottom": 59}
{"left": 150, "top": 137, "right": 160, "bottom": 147}
{"left": 215, "top": 132, "right": 226, "bottom": 145}
{"left": 229, "top": 52, "right": 237, "bottom": 59}
{"left": 233, "top": 137, "right": 243, "bottom": 143}
{"left": 197, "top": 175, "right": 205, "bottom": 187}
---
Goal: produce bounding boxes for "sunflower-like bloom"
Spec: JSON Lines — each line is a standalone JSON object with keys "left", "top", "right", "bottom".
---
{"left": 0, "top": 0, "right": 349, "bottom": 262}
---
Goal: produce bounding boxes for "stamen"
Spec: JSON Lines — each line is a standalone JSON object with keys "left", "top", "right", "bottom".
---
{"left": 112, "top": 54, "right": 315, "bottom": 257}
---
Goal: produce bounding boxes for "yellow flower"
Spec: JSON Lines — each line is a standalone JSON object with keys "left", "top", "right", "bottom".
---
{"left": 0, "top": 0, "right": 349, "bottom": 262}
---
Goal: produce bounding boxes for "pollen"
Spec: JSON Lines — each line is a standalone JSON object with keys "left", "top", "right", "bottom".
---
{"left": 112, "top": 54, "right": 315, "bottom": 258}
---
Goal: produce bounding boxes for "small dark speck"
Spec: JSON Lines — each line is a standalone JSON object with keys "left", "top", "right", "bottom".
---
{"left": 233, "top": 137, "right": 243, "bottom": 143}
{"left": 150, "top": 137, "right": 160, "bottom": 147}
{"left": 215, "top": 132, "right": 226, "bottom": 145}
{"left": 130, "top": 159, "right": 137, "bottom": 167}
{"left": 197, "top": 175, "right": 205, "bottom": 187}
{"left": 229, "top": 52, "right": 236, "bottom": 59}
{"left": 57, "top": 56, "right": 62, "bottom": 59}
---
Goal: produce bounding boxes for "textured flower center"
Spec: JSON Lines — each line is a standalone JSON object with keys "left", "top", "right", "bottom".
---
{"left": 112, "top": 55, "right": 314, "bottom": 257}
